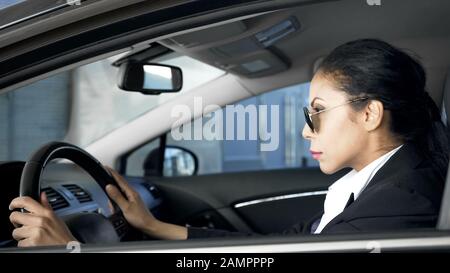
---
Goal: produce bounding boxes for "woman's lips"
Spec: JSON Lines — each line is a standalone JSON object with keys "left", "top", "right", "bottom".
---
{"left": 310, "top": 150, "right": 322, "bottom": 160}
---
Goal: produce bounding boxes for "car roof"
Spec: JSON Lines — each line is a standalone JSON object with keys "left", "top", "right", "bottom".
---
{"left": 0, "top": 0, "right": 307, "bottom": 93}
{"left": 1, "top": 0, "right": 450, "bottom": 102}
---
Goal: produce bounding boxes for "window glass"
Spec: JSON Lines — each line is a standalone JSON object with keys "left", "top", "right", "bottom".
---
{"left": 125, "top": 138, "right": 160, "bottom": 177}
{"left": 166, "top": 82, "right": 318, "bottom": 175}
{"left": 0, "top": 50, "right": 224, "bottom": 161}
{"left": 70, "top": 52, "right": 225, "bottom": 147}
{"left": 123, "top": 82, "right": 319, "bottom": 177}
{"left": 0, "top": 72, "right": 70, "bottom": 161}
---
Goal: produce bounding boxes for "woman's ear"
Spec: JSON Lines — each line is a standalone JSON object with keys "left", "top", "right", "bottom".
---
{"left": 363, "top": 100, "right": 384, "bottom": 131}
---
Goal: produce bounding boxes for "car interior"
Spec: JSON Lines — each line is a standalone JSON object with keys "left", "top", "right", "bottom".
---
{"left": 1, "top": 0, "right": 450, "bottom": 251}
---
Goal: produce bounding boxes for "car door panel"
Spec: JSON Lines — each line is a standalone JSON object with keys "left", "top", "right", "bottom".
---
{"left": 138, "top": 168, "right": 349, "bottom": 234}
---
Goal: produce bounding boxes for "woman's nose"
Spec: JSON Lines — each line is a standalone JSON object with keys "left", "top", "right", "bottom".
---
{"left": 302, "top": 123, "right": 313, "bottom": 140}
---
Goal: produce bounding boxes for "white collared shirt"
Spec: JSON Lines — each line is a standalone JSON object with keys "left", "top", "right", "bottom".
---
{"left": 314, "top": 145, "right": 403, "bottom": 234}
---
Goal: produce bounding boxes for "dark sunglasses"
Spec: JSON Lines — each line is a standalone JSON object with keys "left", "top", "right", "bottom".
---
{"left": 303, "top": 97, "right": 369, "bottom": 132}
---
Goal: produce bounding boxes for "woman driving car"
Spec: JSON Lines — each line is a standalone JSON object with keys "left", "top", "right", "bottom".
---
{"left": 8, "top": 38, "right": 449, "bottom": 246}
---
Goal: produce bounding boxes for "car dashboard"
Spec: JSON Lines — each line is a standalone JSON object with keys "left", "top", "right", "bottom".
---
{"left": 0, "top": 161, "right": 163, "bottom": 245}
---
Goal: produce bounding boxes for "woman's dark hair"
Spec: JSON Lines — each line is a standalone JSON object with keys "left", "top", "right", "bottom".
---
{"left": 317, "top": 38, "right": 449, "bottom": 177}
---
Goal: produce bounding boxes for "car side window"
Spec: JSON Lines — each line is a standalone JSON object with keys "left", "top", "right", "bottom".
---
{"left": 122, "top": 82, "right": 319, "bottom": 177}
{"left": 124, "top": 138, "right": 161, "bottom": 177}
{"left": 0, "top": 73, "right": 71, "bottom": 161}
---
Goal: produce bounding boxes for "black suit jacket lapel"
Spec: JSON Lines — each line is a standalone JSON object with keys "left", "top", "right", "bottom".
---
{"left": 345, "top": 192, "right": 355, "bottom": 208}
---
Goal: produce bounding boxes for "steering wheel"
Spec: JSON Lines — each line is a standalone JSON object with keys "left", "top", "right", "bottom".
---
{"left": 19, "top": 141, "right": 130, "bottom": 244}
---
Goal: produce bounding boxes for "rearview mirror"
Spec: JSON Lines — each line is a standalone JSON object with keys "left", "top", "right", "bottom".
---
{"left": 117, "top": 62, "right": 183, "bottom": 95}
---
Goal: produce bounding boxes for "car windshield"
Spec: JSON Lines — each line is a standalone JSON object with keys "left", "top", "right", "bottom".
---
{"left": 0, "top": 51, "right": 225, "bottom": 161}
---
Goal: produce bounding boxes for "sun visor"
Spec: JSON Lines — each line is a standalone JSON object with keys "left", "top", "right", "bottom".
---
{"left": 163, "top": 17, "right": 299, "bottom": 78}
{"left": 216, "top": 50, "right": 289, "bottom": 78}
{"left": 210, "top": 38, "right": 262, "bottom": 58}
{"left": 166, "top": 21, "right": 247, "bottom": 48}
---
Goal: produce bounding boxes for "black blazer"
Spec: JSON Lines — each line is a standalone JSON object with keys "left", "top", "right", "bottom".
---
{"left": 188, "top": 142, "right": 446, "bottom": 238}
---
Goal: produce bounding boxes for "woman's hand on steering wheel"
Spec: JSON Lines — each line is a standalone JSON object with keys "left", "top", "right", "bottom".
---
{"left": 105, "top": 167, "right": 188, "bottom": 240}
{"left": 105, "top": 167, "right": 161, "bottom": 235}
{"left": 9, "top": 193, "right": 77, "bottom": 247}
